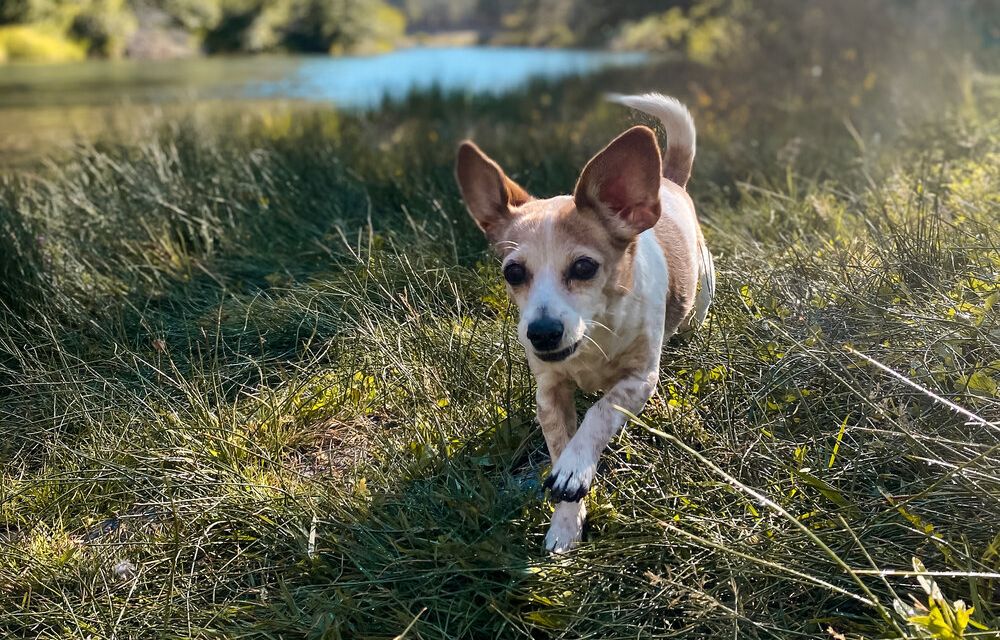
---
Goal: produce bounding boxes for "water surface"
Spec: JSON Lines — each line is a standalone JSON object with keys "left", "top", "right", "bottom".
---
{"left": 0, "top": 47, "right": 647, "bottom": 163}
{"left": 253, "top": 47, "right": 647, "bottom": 106}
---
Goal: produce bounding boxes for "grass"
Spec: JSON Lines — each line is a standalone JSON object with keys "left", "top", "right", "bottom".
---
{"left": 1, "top": 56, "right": 999, "bottom": 639}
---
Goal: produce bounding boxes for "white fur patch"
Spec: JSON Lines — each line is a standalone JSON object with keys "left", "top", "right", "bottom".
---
{"left": 545, "top": 500, "right": 586, "bottom": 553}
{"left": 635, "top": 226, "right": 669, "bottom": 332}
{"left": 545, "top": 438, "right": 597, "bottom": 501}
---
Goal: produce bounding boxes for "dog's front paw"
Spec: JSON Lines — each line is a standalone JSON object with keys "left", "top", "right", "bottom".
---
{"left": 544, "top": 500, "right": 586, "bottom": 553}
{"left": 543, "top": 444, "right": 596, "bottom": 502}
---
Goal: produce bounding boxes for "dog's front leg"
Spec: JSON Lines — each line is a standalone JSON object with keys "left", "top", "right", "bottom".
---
{"left": 544, "top": 369, "right": 658, "bottom": 503}
{"left": 535, "top": 376, "right": 586, "bottom": 553}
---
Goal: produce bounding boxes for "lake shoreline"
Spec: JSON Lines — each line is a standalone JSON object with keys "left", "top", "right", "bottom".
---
{"left": 0, "top": 47, "right": 650, "bottom": 167}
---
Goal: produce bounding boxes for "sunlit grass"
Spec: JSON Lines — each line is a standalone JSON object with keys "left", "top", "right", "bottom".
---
{"left": 1, "top": 62, "right": 998, "bottom": 638}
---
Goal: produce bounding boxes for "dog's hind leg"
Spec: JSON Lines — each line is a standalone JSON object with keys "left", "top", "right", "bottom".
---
{"left": 676, "top": 237, "right": 715, "bottom": 338}
{"left": 692, "top": 237, "right": 715, "bottom": 328}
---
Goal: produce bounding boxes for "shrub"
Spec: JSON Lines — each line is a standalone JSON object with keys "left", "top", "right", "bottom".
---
{"left": 612, "top": 1, "right": 745, "bottom": 64}
{"left": 283, "top": 0, "right": 406, "bottom": 55}
{"left": 68, "top": 0, "right": 137, "bottom": 58}
{"left": 0, "top": 0, "right": 33, "bottom": 25}
{"left": 0, "top": 25, "right": 85, "bottom": 62}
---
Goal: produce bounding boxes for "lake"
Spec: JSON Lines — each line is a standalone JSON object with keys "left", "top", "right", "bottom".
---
{"left": 0, "top": 47, "right": 647, "bottom": 163}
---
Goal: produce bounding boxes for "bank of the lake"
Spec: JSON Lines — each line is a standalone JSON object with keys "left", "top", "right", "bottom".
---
{"left": 0, "top": 47, "right": 648, "bottom": 165}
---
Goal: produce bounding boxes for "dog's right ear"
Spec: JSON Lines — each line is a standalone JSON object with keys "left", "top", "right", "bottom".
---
{"left": 574, "top": 126, "right": 662, "bottom": 239}
{"left": 455, "top": 141, "right": 530, "bottom": 242}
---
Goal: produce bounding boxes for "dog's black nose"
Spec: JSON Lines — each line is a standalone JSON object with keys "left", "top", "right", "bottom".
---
{"left": 527, "top": 317, "right": 564, "bottom": 352}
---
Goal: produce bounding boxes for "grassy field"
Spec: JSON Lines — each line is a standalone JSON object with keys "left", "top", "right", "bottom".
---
{"left": 1, "top": 52, "right": 999, "bottom": 638}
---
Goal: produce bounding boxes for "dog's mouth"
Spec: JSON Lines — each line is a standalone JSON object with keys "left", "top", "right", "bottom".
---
{"left": 534, "top": 340, "right": 581, "bottom": 363}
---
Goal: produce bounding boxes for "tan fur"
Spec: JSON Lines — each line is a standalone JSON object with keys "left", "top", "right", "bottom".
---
{"left": 575, "top": 126, "right": 663, "bottom": 239}
{"left": 665, "top": 143, "right": 694, "bottom": 188}
{"left": 455, "top": 141, "right": 532, "bottom": 242}
{"left": 654, "top": 178, "right": 700, "bottom": 334}
{"left": 506, "top": 181, "right": 648, "bottom": 304}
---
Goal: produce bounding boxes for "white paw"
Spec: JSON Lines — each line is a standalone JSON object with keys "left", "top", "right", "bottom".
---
{"left": 544, "top": 501, "right": 586, "bottom": 553}
{"left": 543, "top": 443, "right": 596, "bottom": 502}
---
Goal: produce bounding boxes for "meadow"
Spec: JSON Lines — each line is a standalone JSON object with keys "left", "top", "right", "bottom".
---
{"left": 2, "top": 36, "right": 1000, "bottom": 640}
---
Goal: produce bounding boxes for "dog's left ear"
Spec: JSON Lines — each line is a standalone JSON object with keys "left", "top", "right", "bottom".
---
{"left": 574, "top": 126, "right": 662, "bottom": 237}
{"left": 455, "top": 141, "right": 531, "bottom": 243}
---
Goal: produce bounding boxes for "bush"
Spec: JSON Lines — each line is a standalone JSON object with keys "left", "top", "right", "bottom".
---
{"left": 0, "top": 25, "right": 85, "bottom": 61}
{"left": 353, "top": 3, "right": 407, "bottom": 55}
{"left": 154, "top": 0, "right": 224, "bottom": 32}
{"left": 282, "top": 0, "right": 406, "bottom": 55}
{"left": 612, "top": 1, "right": 745, "bottom": 64}
{"left": 0, "top": 0, "right": 33, "bottom": 25}
{"left": 69, "top": 0, "right": 137, "bottom": 58}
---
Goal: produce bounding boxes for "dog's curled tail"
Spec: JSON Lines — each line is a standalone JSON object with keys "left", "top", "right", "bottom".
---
{"left": 607, "top": 92, "right": 696, "bottom": 188}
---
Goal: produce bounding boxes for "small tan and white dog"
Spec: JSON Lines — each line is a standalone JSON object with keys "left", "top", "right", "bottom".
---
{"left": 455, "top": 93, "right": 714, "bottom": 552}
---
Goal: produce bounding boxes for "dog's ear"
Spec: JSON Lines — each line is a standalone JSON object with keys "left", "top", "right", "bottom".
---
{"left": 574, "top": 126, "right": 662, "bottom": 238}
{"left": 455, "top": 141, "right": 531, "bottom": 242}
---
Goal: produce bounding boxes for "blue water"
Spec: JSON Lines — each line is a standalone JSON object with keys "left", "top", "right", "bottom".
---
{"left": 0, "top": 47, "right": 648, "bottom": 111}
{"left": 253, "top": 47, "right": 649, "bottom": 107}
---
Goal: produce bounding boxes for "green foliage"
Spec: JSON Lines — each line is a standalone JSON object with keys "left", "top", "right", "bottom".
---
{"left": 0, "top": 24, "right": 85, "bottom": 61}
{"left": 487, "top": 0, "right": 672, "bottom": 47}
{"left": 153, "top": 0, "right": 223, "bottom": 32}
{"left": 895, "top": 559, "right": 993, "bottom": 639}
{"left": 612, "top": 0, "right": 747, "bottom": 64}
{"left": 0, "top": 0, "right": 33, "bottom": 25}
{"left": 0, "top": 0, "right": 406, "bottom": 60}
{"left": 282, "top": 0, "right": 406, "bottom": 54}
{"left": 68, "top": 0, "right": 136, "bottom": 57}
{"left": 188, "top": 0, "right": 407, "bottom": 55}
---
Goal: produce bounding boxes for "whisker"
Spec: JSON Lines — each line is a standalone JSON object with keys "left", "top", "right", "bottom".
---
{"left": 584, "top": 321, "right": 618, "bottom": 339}
{"left": 584, "top": 319, "right": 615, "bottom": 334}
{"left": 580, "top": 334, "right": 610, "bottom": 360}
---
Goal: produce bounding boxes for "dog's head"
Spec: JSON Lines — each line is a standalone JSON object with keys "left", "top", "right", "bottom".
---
{"left": 456, "top": 126, "right": 663, "bottom": 363}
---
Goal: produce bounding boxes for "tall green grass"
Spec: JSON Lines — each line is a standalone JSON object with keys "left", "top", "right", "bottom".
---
{"left": 1, "top": 62, "right": 998, "bottom": 638}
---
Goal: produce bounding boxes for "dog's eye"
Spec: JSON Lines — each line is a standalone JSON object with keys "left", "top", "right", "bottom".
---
{"left": 568, "top": 257, "right": 599, "bottom": 280}
{"left": 503, "top": 262, "right": 528, "bottom": 286}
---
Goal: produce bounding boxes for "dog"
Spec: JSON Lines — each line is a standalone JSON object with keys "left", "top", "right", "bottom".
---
{"left": 455, "top": 93, "right": 714, "bottom": 552}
